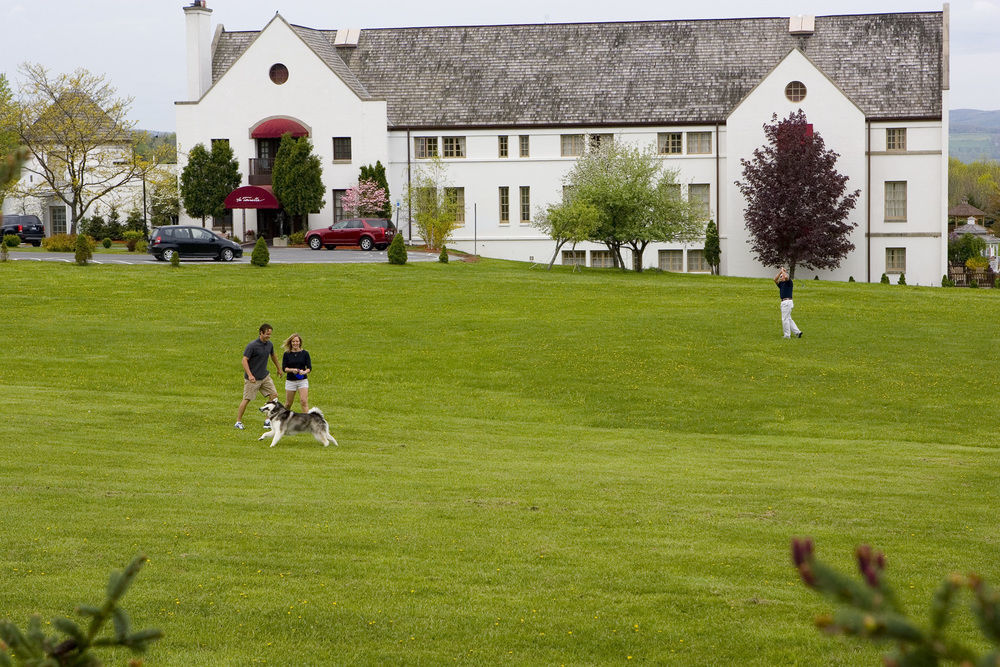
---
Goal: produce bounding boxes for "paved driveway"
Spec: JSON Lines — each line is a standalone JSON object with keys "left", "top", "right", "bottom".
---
{"left": 6, "top": 246, "right": 441, "bottom": 265}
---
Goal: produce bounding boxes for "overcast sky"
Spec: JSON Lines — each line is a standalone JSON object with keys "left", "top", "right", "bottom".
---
{"left": 2, "top": 0, "right": 996, "bottom": 131}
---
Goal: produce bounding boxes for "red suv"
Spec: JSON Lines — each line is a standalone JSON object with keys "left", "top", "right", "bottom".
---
{"left": 305, "top": 218, "right": 396, "bottom": 251}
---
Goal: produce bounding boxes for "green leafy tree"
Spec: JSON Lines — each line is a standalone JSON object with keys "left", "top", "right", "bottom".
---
{"left": 387, "top": 231, "right": 407, "bottom": 265}
{"left": 148, "top": 167, "right": 179, "bottom": 228}
{"left": 948, "top": 232, "right": 987, "bottom": 266}
{"left": 532, "top": 196, "right": 601, "bottom": 270}
{"left": 562, "top": 140, "right": 703, "bottom": 271}
{"left": 272, "top": 134, "right": 325, "bottom": 235}
{"left": 736, "top": 110, "right": 860, "bottom": 278}
{"left": 405, "top": 155, "right": 460, "bottom": 251}
{"left": 180, "top": 141, "right": 240, "bottom": 226}
{"left": 703, "top": 220, "right": 721, "bottom": 274}
{"left": 10, "top": 64, "right": 165, "bottom": 234}
{"left": 360, "top": 161, "right": 392, "bottom": 219}
{"left": 250, "top": 236, "right": 269, "bottom": 267}
{"left": 948, "top": 157, "right": 1000, "bottom": 223}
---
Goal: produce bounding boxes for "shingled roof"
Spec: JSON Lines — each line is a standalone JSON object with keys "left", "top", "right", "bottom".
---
{"left": 211, "top": 12, "right": 944, "bottom": 129}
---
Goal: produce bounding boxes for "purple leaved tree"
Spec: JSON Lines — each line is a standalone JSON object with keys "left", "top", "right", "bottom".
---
{"left": 736, "top": 110, "right": 860, "bottom": 278}
{"left": 342, "top": 179, "right": 389, "bottom": 218}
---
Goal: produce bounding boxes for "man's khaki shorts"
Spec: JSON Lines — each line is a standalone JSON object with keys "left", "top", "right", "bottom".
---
{"left": 243, "top": 375, "right": 278, "bottom": 401}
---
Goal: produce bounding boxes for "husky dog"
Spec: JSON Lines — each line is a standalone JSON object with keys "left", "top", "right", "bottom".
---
{"left": 258, "top": 399, "right": 338, "bottom": 448}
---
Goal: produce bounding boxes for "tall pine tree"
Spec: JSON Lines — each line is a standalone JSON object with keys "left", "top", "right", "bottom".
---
{"left": 272, "top": 133, "right": 325, "bottom": 234}
{"left": 360, "top": 161, "right": 392, "bottom": 219}
{"left": 736, "top": 111, "right": 859, "bottom": 278}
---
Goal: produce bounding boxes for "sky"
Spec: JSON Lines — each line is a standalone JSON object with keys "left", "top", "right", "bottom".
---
{"left": 2, "top": 0, "right": 997, "bottom": 131}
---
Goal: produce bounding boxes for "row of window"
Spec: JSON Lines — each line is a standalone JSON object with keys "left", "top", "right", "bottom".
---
{"left": 562, "top": 248, "right": 711, "bottom": 271}
{"left": 221, "top": 126, "right": 909, "bottom": 166}
{"left": 412, "top": 132, "right": 715, "bottom": 159}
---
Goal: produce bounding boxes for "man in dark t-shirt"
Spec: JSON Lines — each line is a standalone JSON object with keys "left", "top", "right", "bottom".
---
{"left": 235, "top": 323, "right": 282, "bottom": 430}
{"left": 774, "top": 268, "right": 803, "bottom": 339}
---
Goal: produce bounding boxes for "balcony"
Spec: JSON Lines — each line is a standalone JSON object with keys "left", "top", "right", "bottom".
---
{"left": 248, "top": 157, "right": 273, "bottom": 185}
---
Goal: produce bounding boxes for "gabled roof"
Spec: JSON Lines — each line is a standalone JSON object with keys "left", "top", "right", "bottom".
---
{"left": 211, "top": 12, "right": 943, "bottom": 129}
{"left": 948, "top": 199, "right": 987, "bottom": 218}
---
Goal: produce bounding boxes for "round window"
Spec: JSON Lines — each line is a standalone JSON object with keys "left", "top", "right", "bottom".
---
{"left": 269, "top": 64, "right": 289, "bottom": 85}
{"left": 785, "top": 81, "right": 806, "bottom": 102}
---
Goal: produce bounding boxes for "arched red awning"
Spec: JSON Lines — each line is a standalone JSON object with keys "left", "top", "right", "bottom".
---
{"left": 224, "top": 185, "right": 280, "bottom": 209}
{"left": 250, "top": 118, "right": 309, "bottom": 139}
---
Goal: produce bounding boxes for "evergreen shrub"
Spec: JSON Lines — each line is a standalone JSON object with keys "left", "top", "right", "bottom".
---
{"left": 880, "top": 273, "right": 890, "bottom": 284}
{"left": 136, "top": 239, "right": 148, "bottom": 254}
{"left": 848, "top": 276, "right": 855, "bottom": 282}
{"left": 0, "top": 241, "right": 7, "bottom": 262}
{"left": 251, "top": 237, "right": 269, "bottom": 267}
{"left": 387, "top": 233, "right": 407, "bottom": 265}
{"left": 123, "top": 230, "right": 145, "bottom": 251}
{"left": 289, "top": 230, "right": 306, "bottom": 246}
{"left": 439, "top": 245, "right": 449, "bottom": 263}
{"left": 75, "top": 232, "right": 93, "bottom": 265}
{"left": 102, "top": 237, "right": 112, "bottom": 248}
{"left": 897, "top": 273, "right": 906, "bottom": 285}
{"left": 170, "top": 249, "right": 180, "bottom": 267}
{"left": 3, "top": 233, "right": 20, "bottom": 247}
{"left": 969, "top": 279, "right": 978, "bottom": 288}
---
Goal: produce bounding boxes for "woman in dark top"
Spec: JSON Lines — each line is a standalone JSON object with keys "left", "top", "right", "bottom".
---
{"left": 281, "top": 333, "right": 312, "bottom": 411}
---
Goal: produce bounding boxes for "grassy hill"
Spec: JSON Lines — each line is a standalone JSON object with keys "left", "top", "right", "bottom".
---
{"left": 1, "top": 259, "right": 997, "bottom": 664}
{"left": 950, "top": 108, "right": 1000, "bottom": 162}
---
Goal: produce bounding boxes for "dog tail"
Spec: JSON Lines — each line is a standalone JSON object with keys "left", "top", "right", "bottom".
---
{"left": 308, "top": 407, "right": 324, "bottom": 417}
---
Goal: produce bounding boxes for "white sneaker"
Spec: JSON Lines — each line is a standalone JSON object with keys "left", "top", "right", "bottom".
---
{"left": 234, "top": 421, "right": 245, "bottom": 430}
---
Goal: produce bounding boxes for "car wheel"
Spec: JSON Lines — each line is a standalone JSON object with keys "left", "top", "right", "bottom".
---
{"left": 359, "top": 236, "right": 374, "bottom": 251}
{"left": 375, "top": 244, "right": 388, "bottom": 250}
{"left": 308, "top": 236, "right": 323, "bottom": 250}
{"left": 161, "top": 248, "right": 175, "bottom": 262}
{"left": 220, "top": 247, "right": 235, "bottom": 262}
{"left": 325, "top": 245, "right": 335, "bottom": 250}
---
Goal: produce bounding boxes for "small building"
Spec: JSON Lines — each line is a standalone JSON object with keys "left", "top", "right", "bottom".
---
{"left": 176, "top": 2, "right": 949, "bottom": 284}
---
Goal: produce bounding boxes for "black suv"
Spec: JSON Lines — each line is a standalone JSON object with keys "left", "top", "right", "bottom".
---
{"left": 148, "top": 225, "right": 243, "bottom": 262}
{"left": 1, "top": 215, "right": 45, "bottom": 246}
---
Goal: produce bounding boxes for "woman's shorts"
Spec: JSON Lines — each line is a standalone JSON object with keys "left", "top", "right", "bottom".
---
{"left": 285, "top": 378, "right": 309, "bottom": 391}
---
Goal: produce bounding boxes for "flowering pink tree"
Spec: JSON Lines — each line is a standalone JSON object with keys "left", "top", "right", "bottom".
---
{"left": 342, "top": 179, "right": 389, "bottom": 217}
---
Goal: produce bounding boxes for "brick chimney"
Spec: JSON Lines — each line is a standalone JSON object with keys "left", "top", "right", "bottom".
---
{"left": 184, "top": 1, "right": 213, "bottom": 99}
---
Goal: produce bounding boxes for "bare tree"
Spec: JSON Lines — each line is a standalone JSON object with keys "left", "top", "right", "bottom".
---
{"left": 11, "top": 63, "right": 163, "bottom": 233}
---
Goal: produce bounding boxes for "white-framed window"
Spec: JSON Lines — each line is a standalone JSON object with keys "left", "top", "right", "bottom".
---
{"left": 445, "top": 187, "right": 465, "bottom": 223}
{"left": 442, "top": 136, "right": 466, "bottom": 158}
{"left": 886, "top": 247, "right": 906, "bottom": 273}
{"left": 657, "top": 132, "right": 682, "bottom": 155}
{"left": 50, "top": 206, "right": 67, "bottom": 235}
{"left": 590, "top": 250, "right": 615, "bottom": 268}
{"left": 519, "top": 135, "right": 530, "bottom": 157}
{"left": 885, "top": 181, "right": 907, "bottom": 221}
{"left": 560, "top": 134, "right": 584, "bottom": 157}
{"left": 562, "top": 250, "right": 586, "bottom": 267}
{"left": 499, "top": 186, "right": 509, "bottom": 224}
{"left": 498, "top": 135, "right": 508, "bottom": 158}
{"left": 589, "top": 133, "right": 613, "bottom": 150}
{"left": 519, "top": 186, "right": 530, "bottom": 223}
{"left": 332, "top": 189, "right": 346, "bottom": 222}
{"left": 886, "top": 128, "right": 906, "bottom": 151}
{"left": 687, "top": 249, "right": 709, "bottom": 272}
{"left": 688, "top": 184, "right": 710, "bottom": 218}
{"left": 687, "top": 132, "right": 712, "bottom": 154}
{"left": 658, "top": 249, "right": 683, "bottom": 272}
{"left": 332, "top": 137, "right": 352, "bottom": 161}
{"left": 414, "top": 136, "right": 438, "bottom": 159}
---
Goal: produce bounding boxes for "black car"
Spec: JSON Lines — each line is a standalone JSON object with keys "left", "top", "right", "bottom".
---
{"left": 1, "top": 215, "right": 45, "bottom": 246}
{"left": 148, "top": 225, "right": 243, "bottom": 262}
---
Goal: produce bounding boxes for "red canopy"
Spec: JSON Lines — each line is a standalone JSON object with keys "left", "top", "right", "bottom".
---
{"left": 250, "top": 118, "right": 309, "bottom": 138}
{"left": 224, "top": 185, "right": 280, "bottom": 209}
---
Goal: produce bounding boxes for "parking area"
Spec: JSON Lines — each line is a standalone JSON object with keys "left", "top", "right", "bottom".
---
{"left": 5, "top": 246, "right": 443, "bottom": 265}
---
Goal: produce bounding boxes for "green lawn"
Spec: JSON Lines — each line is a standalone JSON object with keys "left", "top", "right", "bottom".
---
{"left": 1, "top": 259, "right": 997, "bottom": 665}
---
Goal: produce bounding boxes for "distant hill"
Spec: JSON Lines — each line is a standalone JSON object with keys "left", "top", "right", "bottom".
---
{"left": 950, "top": 109, "right": 1000, "bottom": 162}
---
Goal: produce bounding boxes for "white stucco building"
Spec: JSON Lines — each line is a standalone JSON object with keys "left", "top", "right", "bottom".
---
{"left": 176, "top": 2, "right": 949, "bottom": 284}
